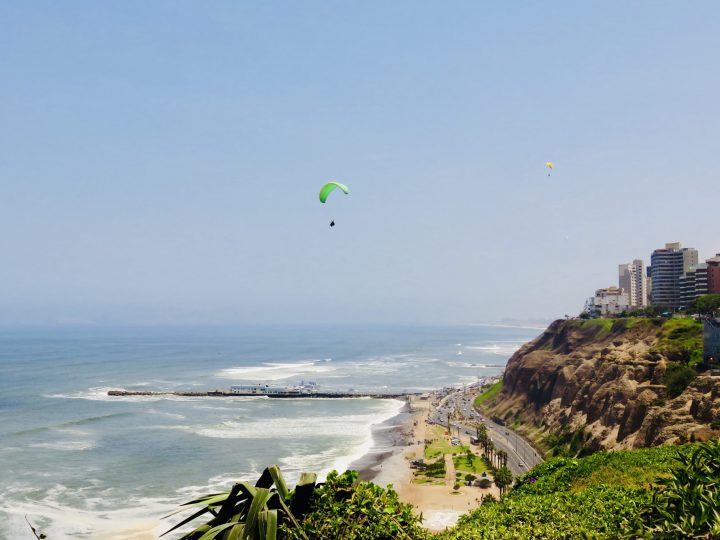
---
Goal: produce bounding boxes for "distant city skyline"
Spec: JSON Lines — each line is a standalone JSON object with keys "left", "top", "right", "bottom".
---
{"left": 586, "top": 241, "right": 720, "bottom": 317}
{"left": 1, "top": 2, "right": 719, "bottom": 326}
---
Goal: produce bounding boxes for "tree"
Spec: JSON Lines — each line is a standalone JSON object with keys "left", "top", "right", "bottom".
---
{"left": 475, "top": 422, "right": 489, "bottom": 456}
{"left": 476, "top": 421, "right": 488, "bottom": 441}
{"left": 496, "top": 450, "right": 508, "bottom": 469}
{"left": 689, "top": 294, "right": 720, "bottom": 316}
{"left": 493, "top": 467, "right": 513, "bottom": 497}
{"left": 486, "top": 440, "right": 496, "bottom": 468}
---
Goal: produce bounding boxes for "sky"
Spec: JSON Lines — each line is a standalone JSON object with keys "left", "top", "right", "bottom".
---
{"left": 1, "top": 1, "right": 719, "bottom": 326}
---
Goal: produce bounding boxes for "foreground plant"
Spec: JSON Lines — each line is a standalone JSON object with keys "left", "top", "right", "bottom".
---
{"left": 162, "top": 465, "right": 316, "bottom": 540}
{"left": 629, "top": 438, "right": 720, "bottom": 539}
{"left": 163, "top": 467, "right": 427, "bottom": 540}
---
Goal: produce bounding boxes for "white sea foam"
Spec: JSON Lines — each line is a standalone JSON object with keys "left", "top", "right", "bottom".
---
{"left": 30, "top": 440, "right": 96, "bottom": 451}
{"left": 278, "top": 398, "right": 404, "bottom": 482}
{"left": 217, "top": 360, "right": 335, "bottom": 381}
{"left": 146, "top": 408, "right": 187, "bottom": 420}
{"left": 163, "top": 400, "right": 403, "bottom": 441}
{"left": 44, "top": 387, "right": 164, "bottom": 402}
{"left": 464, "top": 342, "right": 524, "bottom": 355}
{"left": 0, "top": 488, "right": 176, "bottom": 540}
{"left": 445, "top": 361, "right": 505, "bottom": 369}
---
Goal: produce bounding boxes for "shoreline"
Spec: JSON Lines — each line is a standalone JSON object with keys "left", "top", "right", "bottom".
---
{"left": 347, "top": 398, "right": 413, "bottom": 481}
{"left": 11, "top": 391, "right": 493, "bottom": 538}
{"left": 352, "top": 390, "right": 501, "bottom": 532}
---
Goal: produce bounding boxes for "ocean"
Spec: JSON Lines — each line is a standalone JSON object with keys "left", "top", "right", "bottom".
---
{"left": 0, "top": 324, "right": 540, "bottom": 538}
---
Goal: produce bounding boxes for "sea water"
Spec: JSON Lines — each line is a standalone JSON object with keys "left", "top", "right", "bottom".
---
{"left": 0, "top": 324, "right": 540, "bottom": 538}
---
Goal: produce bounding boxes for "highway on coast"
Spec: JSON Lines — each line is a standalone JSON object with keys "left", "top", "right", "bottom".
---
{"left": 428, "top": 386, "right": 544, "bottom": 477}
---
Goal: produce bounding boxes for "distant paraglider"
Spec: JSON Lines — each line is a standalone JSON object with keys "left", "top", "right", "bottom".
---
{"left": 546, "top": 162, "right": 554, "bottom": 176}
{"left": 319, "top": 182, "right": 349, "bottom": 228}
{"left": 319, "top": 182, "right": 349, "bottom": 203}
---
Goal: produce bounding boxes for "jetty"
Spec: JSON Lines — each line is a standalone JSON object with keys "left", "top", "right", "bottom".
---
{"left": 107, "top": 389, "right": 412, "bottom": 399}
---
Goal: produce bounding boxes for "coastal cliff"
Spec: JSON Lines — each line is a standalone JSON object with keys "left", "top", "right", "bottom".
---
{"left": 482, "top": 318, "right": 720, "bottom": 455}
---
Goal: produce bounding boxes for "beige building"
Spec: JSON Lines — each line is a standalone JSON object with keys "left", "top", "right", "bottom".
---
{"left": 619, "top": 259, "right": 648, "bottom": 309}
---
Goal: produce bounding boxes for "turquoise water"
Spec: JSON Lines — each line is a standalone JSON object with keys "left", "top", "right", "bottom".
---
{"left": 0, "top": 324, "right": 539, "bottom": 538}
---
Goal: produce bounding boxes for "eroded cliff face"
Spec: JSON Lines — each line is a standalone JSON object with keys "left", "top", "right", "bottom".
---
{"left": 485, "top": 318, "right": 720, "bottom": 455}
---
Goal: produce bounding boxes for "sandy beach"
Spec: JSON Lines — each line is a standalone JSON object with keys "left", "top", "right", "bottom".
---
{"left": 367, "top": 394, "right": 499, "bottom": 532}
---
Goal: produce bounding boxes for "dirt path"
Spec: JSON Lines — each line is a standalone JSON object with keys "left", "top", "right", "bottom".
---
{"left": 444, "top": 453, "right": 455, "bottom": 487}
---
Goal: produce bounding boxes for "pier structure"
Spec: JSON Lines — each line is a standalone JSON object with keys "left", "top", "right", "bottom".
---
{"left": 107, "top": 389, "right": 413, "bottom": 399}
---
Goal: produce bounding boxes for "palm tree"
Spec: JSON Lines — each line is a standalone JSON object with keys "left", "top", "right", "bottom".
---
{"left": 476, "top": 421, "right": 488, "bottom": 441}
{"left": 494, "top": 466, "right": 513, "bottom": 497}
{"left": 497, "top": 449, "right": 508, "bottom": 469}
{"left": 486, "top": 440, "right": 496, "bottom": 468}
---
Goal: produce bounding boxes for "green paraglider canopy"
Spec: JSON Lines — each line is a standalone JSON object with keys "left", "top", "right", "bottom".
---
{"left": 319, "top": 182, "right": 349, "bottom": 203}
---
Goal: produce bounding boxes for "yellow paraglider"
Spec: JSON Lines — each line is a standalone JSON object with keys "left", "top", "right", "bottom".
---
{"left": 546, "top": 162, "right": 554, "bottom": 176}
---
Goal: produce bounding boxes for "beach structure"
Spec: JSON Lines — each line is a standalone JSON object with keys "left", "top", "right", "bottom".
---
{"left": 229, "top": 384, "right": 285, "bottom": 395}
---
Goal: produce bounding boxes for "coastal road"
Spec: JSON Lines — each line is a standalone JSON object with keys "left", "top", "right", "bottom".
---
{"left": 428, "top": 387, "right": 543, "bottom": 477}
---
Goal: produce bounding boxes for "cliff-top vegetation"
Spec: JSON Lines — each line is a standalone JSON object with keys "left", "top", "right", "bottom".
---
{"left": 438, "top": 440, "right": 720, "bottom": 539}
{"left": 163, "top": 440, "right": 720, "bottom": 539}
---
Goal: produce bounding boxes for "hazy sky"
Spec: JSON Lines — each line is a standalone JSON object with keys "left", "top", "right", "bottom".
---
{"left": 2, "top": 2, "right": 719, "bottom": 326}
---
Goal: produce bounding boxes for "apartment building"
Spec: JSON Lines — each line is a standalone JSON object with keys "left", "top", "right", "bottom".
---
{"left": 649, "top": 242, "right": 698, "bottom": 309}
{"left": 618, "top": 259, "right": 648, "bottom": 309}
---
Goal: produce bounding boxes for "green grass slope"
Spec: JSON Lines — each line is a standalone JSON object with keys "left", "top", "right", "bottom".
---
{"left": 473, "top": 381, "right": 502, "bottom": 408}
{"left": 435, "top": 444, "right": 691, "bottom": 540}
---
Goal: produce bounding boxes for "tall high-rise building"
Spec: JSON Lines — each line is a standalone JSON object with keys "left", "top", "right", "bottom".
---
{"left": 649, "top": 242, "right": 698, "bottom": 309}
{"left": 618, "top": 259, "right": 647, "bottom": 309}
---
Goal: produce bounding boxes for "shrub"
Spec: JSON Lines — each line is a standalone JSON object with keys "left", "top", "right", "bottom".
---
{"left": 627, "top": 439, "right": 720, "bottom": 538}
{"left": 286, "top": 470, "right": 428, "bottom": 539}
{"left": 437, "top": 486, "right": 648, "bottom": 539}
{"left": 663, "top": 362, "right": 695, "bottom": 398}
{"left": 478, "top": 478, "right": 492, "bottom": 488}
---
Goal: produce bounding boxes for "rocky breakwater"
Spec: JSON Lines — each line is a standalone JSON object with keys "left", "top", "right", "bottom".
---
{"left": 481, "top": 318, "right": 720, "bottom": 455}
